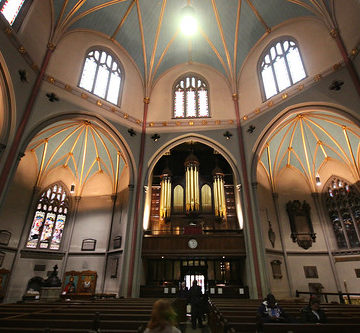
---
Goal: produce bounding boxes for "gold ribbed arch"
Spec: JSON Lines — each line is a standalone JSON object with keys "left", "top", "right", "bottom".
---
{"left": 258, "top": 111, "right": 360, "bottom": 192}
{"left": 28, "top": 120, "right": 126, "bottom": 194}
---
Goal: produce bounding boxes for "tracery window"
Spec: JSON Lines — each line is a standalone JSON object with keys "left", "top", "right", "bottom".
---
{"left": 173, "top": 74, "right": 209, "bottom": 118}
{"left": 0, "top": 0, "right": 29, "bottom": 26}
{"left": 79, "top": 49, "right": 122, "bottom": 105}
{"left": 325, "top": 178, "right": 360, "bottom": 249}
{"left": 26, "top": 184, "right": 69, "bottom": 250}
{"left": 259, "top": 38, "right": 306, "bottom": 100}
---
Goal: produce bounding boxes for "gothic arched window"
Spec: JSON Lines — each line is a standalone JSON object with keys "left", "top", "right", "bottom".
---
{"left": 79, "top": 48, "right": 123, "bottom": 105}
{"left": 173, "top": 74, "right": 209, "bottom": 118}
{"left": 325, "top": 178, "right": 360, "bottom": 249}
{"left": 26, "top": 184, "right": 69, "bottom": 250}
{"left": 259, "top": 38, "right": 306, "bottom": 100}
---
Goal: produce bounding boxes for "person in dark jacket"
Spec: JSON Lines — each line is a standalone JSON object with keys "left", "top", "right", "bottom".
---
{"left": 188, "top": 280, "right": 204, "bottom": 329}
{"left": 301, "top": 297, "right": 327, "bottom": 323}
{"left": 256, "top": 293, "right": 287, "bottom": 332}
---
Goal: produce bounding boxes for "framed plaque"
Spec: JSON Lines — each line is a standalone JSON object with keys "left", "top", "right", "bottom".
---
{"left": 81, "top": 238, "right": 96, "bottom": 251}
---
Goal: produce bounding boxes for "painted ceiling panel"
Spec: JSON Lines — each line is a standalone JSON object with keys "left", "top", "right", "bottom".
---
{"left": 259, "top": 112, "right": 360, "bottom": 191}
{"left": 27, "top": 120, "right": 124, "bottom": 193}
{"left": 252, "top": 0, "right": 312, "bottom": 28}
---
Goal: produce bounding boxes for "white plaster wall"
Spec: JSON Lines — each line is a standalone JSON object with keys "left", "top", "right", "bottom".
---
{"left": 17, "top": 0, "right": 52, "bottom": 66}
{"left": 0, "top": 152, "right": 37, "bottom": 248}
{"left": 6, "top": 257, "right": 60, "bottom": 303}
{"left": 256, "top": 164, "right": 283, "bottom": 252}
{"left": 266, "top": 254, "right": 290, "bottom": 298}
{"left": 287, "top": 255, "right": 338, "bottom": 296}
{"left": 276, "top": 167, "right": 327, "bottom": 252}
{"left": 335, "top": 260, "right": 360, "bottom": 293}
{"left": 70, "top": 195, "right": 113, "bottom": 252}
{"left": 47, "top": 31, "right": 144, "bottom": 120}
{"left": 148, "top": 63, "right": 234, "bottom": 123}
{"left": 238, "top": 17, "right": 341, "bottom": 116}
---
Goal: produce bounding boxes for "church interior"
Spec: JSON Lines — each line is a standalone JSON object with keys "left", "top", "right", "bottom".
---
{"left": 0, "top": 0, "right": 360, "bottom": 331}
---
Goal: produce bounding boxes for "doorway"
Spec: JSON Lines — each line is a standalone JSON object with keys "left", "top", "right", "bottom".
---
{"left": 185, "top": 274, "right": 205, "bottom": 293}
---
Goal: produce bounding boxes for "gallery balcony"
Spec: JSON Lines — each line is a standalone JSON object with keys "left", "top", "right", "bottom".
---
{"left": 142, "top": 228, "right": 245, "bottom": 258}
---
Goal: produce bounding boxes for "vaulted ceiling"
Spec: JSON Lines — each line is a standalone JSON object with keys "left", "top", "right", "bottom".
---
{"left": 27, "top": 120, "right": 126, "bottom": 193}
{"left": 49, "top": 0, "right": 336, "bottom": 93}
{"left": 259, "top": 111, "right": 360, "bottom": 192}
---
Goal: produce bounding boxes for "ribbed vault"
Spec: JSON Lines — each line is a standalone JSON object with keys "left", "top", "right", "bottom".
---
{"left": 48, "top": 0, "right": 337, "bottom": 94}
{"left": 27, "top": 120, "right": 126, "bottom": 194}
{"left": 258, "top": 111, "right": 360, "bottom": 192}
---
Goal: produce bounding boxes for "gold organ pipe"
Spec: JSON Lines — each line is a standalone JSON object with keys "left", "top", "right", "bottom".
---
{"left": 213, "top": 179, "right": 218, "bottom": 216}
{"left": 220, "top": 178, "right": 226, "bottom": 218}
{"left": 167, "top": 179, "right": 171, "bottom": 216}
{"left": 195, "top": 166, "right": 199, "bottom": 209}
{"left": 190, "top": 166, "right": 194, "bottom": 209}
{"left": 159, "top": 178, "right": 164, "bottom": 218}
{"left": 186, "top": 167, "right": 190, "bottom": 211}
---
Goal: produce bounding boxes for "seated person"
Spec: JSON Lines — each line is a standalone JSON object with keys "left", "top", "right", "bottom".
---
{"left": 144, "top": 299, "right": 181, "bottom": 333}
{"left": 257, "top": 293, "right": 287, "bottom": 332}
{"left": 301, "top": 297, "right": 327, "bottom": 323}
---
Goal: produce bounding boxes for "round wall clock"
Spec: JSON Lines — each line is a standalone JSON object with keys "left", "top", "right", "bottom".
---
{"left": 188, "top": 238, "right": 198, "bottom": 249}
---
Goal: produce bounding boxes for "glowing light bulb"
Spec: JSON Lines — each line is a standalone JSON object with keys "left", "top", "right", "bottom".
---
{"left": 180, "top": 6, "right": 198, "bottom": 37}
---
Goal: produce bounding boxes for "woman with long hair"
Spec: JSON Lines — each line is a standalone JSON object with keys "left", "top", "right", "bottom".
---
{"left": 144, "top": 299, "right": 181, "bottom": 333}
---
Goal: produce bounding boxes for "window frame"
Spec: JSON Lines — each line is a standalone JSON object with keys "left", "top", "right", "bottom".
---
{"left": 323, "top": 176, "right": 360, "bottom": 250}
{"left": 0, "top": 0, "right": 33, "bottom": 31}
{"left": 258, "top": 36, "right": 307, "bottom": 101}
{"left": 25, "top": 182, "right": 72, "bottom": 252}
{"left": 172, "top": 72, "right": 211, "bottom": 119}
{"left": 78, "top": 47, "right": 125, "bottom": 107}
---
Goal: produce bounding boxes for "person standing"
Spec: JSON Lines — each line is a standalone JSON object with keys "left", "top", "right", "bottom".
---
{"left": 188, "top": 280, "right": 204, "bottom": 329}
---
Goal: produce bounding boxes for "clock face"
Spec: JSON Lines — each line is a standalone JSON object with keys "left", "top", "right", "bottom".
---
{"left": 188, "top": 239, "right": 198, "bottom": 249}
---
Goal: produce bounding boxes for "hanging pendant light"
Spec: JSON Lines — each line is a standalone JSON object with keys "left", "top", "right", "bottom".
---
{"left": 180, "top": 5, "right": 198, "bottom": 37}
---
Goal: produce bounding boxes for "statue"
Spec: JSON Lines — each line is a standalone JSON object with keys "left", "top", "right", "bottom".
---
{"left": 43, "top": 265, "right": 61, "bottom": 287}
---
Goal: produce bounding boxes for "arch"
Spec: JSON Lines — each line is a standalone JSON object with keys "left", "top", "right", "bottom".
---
{"left": 20, "top": 112, "right": 135, "bottom": 189}
{"left": 78, "top": 46, "right": 125, "bottom": 106}
{"left": 322, "top": 175, "right": 360, "bottom": 249}
{"left": 251, "top": 104, "right": 360, "bottom": 188}
{"left": 26, "top": 181, "right": 71, "bottom": 250}
{"left": 0, "top": 50, "right": 16, "bottom": 150}
{"left": 144, "top": 133, "right": 244, "bottom": 230}
{"left": 172, "top": 72, "right": 210, "bottom": 118}
{"left": 257, "top": 36, "right": 306, "bottom": 101}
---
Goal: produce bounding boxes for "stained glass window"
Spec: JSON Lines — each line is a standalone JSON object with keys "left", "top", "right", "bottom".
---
{"left": 0, "top": 0, "right": 26, "bottom": 25}
{"left": 79, "top": 49, "right": 122, "bottom": 105}
{"left": 325, "top": 178, "right": 360, "bottom": 249}
{"left": 26, "top": 184, "right": 69, "bottom": 250}
{"left": 260, "top": 38, "right": 306, "bottom": 100}
{"left": 173, "top": 74, "right": 209, "bottom": 118}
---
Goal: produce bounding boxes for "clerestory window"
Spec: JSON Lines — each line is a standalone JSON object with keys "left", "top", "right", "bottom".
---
{"left": 325, "top": 178, "right": 360, "bottom": 249}
{"left": 0, "top": 0, "right": 31, "bottom": 28}
{"left": 173, "top": 74, "right": 209, "bottom": 118}
{"left": 79, "top": 48, "right": 123, "bottom": 105}
{"left": 259, "top": 38, "right": 306, "bottom": 100}
{"left": 26, "top": 184, "right": 69, "bottom": 250}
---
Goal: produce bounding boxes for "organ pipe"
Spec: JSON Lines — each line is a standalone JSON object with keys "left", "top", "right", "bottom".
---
{"left": 213, "top": 168, "right": 226, "bottom": 219}
{"left": 159, "top": 171, "right": 172, "bottom": 220}
{"left": 185, "top": 153, "right": 200, "bottom": 213}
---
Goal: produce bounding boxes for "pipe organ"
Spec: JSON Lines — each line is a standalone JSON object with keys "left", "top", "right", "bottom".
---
{"left": 185, "top": 153, "right": 200, "bottom": 213}
{"left": 159, "top": 171, "right": 172, "bottom": 220}
{"left": 213, "top": 168, "right": 227, "bottom": 219}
